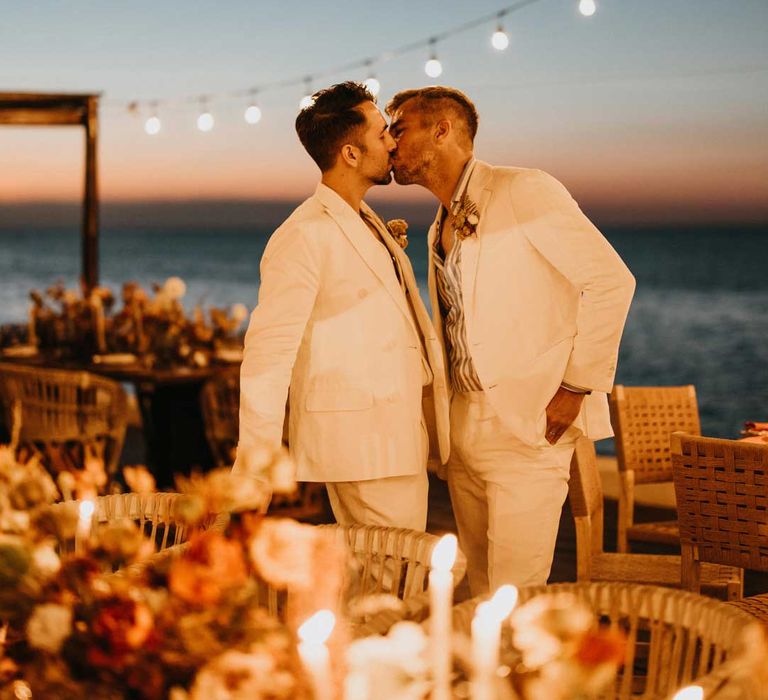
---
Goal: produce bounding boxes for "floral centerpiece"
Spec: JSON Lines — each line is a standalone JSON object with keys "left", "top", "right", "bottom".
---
{"left": 0, "top": 439, "right": 352, "bottom": 700}
{"left": 23, "top": 277, "right": 249, "bottom": 368}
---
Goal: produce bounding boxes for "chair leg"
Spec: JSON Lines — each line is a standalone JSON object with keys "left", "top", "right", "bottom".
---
{"left": 617, "top": 470, "right": 635, "bottom": 553}
{"left": 681, "top": 544, "right": 701, "bottom": 593}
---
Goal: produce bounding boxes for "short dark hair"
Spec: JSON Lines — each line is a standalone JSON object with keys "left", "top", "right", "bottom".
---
{"left": 295, "top": 81, "right": 375, "bottom": 172}
{"left": 385, "top": 86, "right": 479, "bottom": 143}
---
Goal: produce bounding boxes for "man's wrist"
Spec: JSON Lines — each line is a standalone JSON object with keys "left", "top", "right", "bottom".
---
{"left": 560, "top": 381, "right": 592, "bottom": 395}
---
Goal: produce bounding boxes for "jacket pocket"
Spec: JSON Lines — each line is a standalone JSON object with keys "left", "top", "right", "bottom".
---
{"left": 305, "top": 388, "right": 374, "bottom": 412}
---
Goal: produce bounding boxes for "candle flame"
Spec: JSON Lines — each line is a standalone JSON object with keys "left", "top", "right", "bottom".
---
{"left": 298, "top": 609, "right": 336, "bottom": 645}
{"left": 431, "top": 533, "right": 458, "bottom": 571}
{"left": 672, "top": 687, "right": 704, "bottom": 700}
{"left": 78, "top": 499, "right": 95, "bottom": 520}
{"left": 489, "top": 584, "right": 518, "bottom": 620}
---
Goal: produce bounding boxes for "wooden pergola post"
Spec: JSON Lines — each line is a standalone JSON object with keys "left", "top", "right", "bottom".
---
{"left": 0, "top": 92, "right": 101, "bottom": 292}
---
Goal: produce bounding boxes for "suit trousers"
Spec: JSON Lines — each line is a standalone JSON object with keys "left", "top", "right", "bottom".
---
{"left": 325, "top": 471, "right": 429, "bottom": 531}
{"left": 447, "top": 391, "right": 575, "bottom": 596}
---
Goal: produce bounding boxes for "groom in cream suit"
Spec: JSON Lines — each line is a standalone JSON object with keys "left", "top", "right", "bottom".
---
{"left": 234, "top": 82, "right": 449, "bottom": 531}
{"left": 387, "top": 86, "right": 635, "bottom": 592}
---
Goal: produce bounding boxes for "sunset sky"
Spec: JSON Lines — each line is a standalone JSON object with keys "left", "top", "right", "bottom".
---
{"left": 1, "top": 0, "right": 767, "bottom": 223}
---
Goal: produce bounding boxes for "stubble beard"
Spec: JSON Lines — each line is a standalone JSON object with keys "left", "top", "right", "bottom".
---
{"left": 392, "top": 150, "right": 434, "bottom": 187}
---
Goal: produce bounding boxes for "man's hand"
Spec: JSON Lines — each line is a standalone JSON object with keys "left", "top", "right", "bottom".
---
{"left": 545, "top": 387, "right": 585, "bottom": 445}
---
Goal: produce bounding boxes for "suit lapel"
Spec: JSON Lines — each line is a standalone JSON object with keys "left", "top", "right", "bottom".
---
{"left": 314, "top": 185, "right": 415, "bottom": 336}
{"left": 460, "top": 161, "right": 494, "bottom": 317}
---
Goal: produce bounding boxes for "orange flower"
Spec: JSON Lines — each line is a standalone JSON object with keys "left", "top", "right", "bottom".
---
{"left": 88, "top": 595, "right": 154, "bottom": 669}
{"left": 168, "top": 532, "right": 247, "bottom": 605}
{"left": 574, "top": 627, "right": 627, "bottom": 667}
{"left": 123, "top": 465, "right": 156, "bottom": 494}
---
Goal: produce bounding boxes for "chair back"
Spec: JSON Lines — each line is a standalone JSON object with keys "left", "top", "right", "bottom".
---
{"left": 200, "top": 368, "right": 240, "bottom": 466}
{"left": 569, "top": 437, "right": 606, "bottom": 559}
{"left": 610, "top": 385, "right": 700, "bottom": 484}
{"left": 672, "top": 432, "right": 768, "bottom": 573}
{"left": 50, "top": 492, "right": 230, "bottom": 559}
{"left": 0, "top": 362, "right": 128, "bottom": 475}
{"left": 450, "top": 582, "right": 757, "bottom": 700}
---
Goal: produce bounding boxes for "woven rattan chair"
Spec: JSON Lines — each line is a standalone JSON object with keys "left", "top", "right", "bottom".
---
{"left": 569, "top": 437, "right": 742, "bottom": 599}
{"left": 672, "top": 432, "right": 768, "bottom": 626}
{"left": 449, "top": 582, "right": 759, "bottom": 699}
{"left": 0, "top": 362, "right": 128, "bottom": 477}
{"left": 50, "top": 492, "right": 231, "bottom": 561}
{"left": 251, "top": 524, "right": 467, "bottom": 636}
{"left": 320, "top": 523, "right": 467, "bottom": 636}
{"left": 200, "top": 370, "right": 326, "bottom": 521}
{"left": 610, "top": 385, "right": 702, "bottom": 553}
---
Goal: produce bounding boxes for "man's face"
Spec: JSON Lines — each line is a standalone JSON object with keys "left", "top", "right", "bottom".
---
{"left": 353, "top": 101, "right": 396, "bottom": 186}
{"left": 388, "top": 101, "right": 435, "bottom": 186}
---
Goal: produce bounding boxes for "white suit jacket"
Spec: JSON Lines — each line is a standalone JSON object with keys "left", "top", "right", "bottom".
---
{"left": 428, "top": 161, "right": 635, "bottom": 446}
{"left": 235, "top": 183, "right": 450, "bottom": 482}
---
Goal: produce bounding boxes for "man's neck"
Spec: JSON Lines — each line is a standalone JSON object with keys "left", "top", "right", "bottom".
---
{"left": 428, "top": 154, "right": 473, "bottom": 211}
{"left": 321, "top": 172, "right": 368, "bottom": 213}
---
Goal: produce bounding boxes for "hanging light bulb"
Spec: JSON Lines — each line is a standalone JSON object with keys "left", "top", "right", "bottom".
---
{"left": 363, "top": 61, "right": 380, "bottom": 97}
{"left": 491, "top": 12, "right": 509, "bottom": 51}
{"left": 144, "top": 101, "right": 161, "bottom": 135}
{"left": 579, "top": 0, "right": 597, "bottom": 17}
{"left": 299, "top": 77, "right": 314, "bottom": 110}
{"left": 144, "top": 115, "right": 161, "bottom": 135}
{"left": 244, "top": 104, "right": 262, "bottom": 124}
{"left": 196, "top": 99, "right": 214, "bottom": 132}
{"left": 424, "top": 39, "right": 443, "bottom": 78}
{"left": 244, "top": 91, "right": 262, "bottom": 124}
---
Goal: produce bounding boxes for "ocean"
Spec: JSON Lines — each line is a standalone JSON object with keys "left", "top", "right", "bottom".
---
{"left": 0, "top": 223, "right": 766, "bottom": 442}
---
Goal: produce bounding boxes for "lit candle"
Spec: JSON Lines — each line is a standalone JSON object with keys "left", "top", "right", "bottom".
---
{"left": 671, "top": 687, "right": 704, "bottom": 700}
{"left": 471, "top": 585, "right": 518, "bottom": 700}
{"left": 298, "top": 609, "right": 336, "bottom": 700}
{"left": 75, "top": 499, "right": 95, "bottom": 553}
{"left": 430, "top": 533, "right": 458, "bottom": 700}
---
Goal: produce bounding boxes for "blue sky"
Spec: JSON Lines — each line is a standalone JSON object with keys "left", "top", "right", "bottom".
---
{"left": 1, "top": 0, "right": 767, "bottom": 222}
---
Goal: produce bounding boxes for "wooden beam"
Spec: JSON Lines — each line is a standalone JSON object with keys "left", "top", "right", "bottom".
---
{"left": 0, "top": 108, "right": 87, "bottom": 126}
{"left": 82, "top": 96, "right": 99, "bottom": 292}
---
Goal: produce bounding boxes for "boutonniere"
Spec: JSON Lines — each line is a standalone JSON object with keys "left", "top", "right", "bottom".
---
{"left": 386, "top": 219, "right": 409, "bottom": 249}
{"left": 452, "top": 194, "right": 480, "bottom": 241}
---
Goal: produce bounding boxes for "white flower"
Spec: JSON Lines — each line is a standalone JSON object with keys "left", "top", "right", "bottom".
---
{"left": 163, "top": 276, "right": 187, "bottom": 300}
{"left": 345, "top": 622, "right": 430, "bottom": 700}
{"left": 189, "top": 649, "right": 294, "bottom": 700}
{"left": 31, "top": 542, "right": 61, "bottom": 577}
{"left": 26, "top": 603, "right": 73, "bottom": 654}
{"left": 249, "top": 519, "right": 319, "bottom": 590}
{"left": 231, "top": 303, "right": 249, "bottom": 324}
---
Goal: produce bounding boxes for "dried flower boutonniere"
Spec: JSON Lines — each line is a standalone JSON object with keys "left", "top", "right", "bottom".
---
{"left": 386, "top": 219, "right": 409, "bottom": 249}
{"left": 452, "top": 194, "right": 480, "bottom": 241}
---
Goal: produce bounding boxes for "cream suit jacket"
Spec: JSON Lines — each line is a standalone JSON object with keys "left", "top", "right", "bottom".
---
{"left": 235, "top": 183, "right": 450, "bottom": 482}
{"left": 428, "top": 161, "right": 635, "bottom": 446}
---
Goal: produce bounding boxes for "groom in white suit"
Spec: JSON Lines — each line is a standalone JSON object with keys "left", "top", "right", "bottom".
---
{"left": 234, "top": 82, "right": 450, "bottom": 531}
{"left": 387, "top": 86, "right": 635, "bottom": 593}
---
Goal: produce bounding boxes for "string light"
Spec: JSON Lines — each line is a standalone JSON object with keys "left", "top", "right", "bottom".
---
{"left": 299, "top": 77, "right": 314, "bottom": 110}
{"left": 363, "top": 61, "right": 381, "bottom": 97}
{"left": 244, "top": 91, "right": 262, "bottom": 124}
{"left": 144, "top": 102, "right": 161, "bottom": 135}
{"left": 424, "top": 38, "right": 443, "bottom": 78}
{"left": 196, "top": 99, "right": 214, "bottom": 132}
{"left": 144, "top": 115, "right": 161, "bottom": 135}
{"left": 579, "top": 0, "right": 597, "bottom": 17}
{"left": 491, "top": 11, "right": 510, "bottom": 50}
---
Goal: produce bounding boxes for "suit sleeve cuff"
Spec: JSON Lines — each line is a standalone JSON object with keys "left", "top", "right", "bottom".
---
{"left": 560, "top": 381, "right": 592, "bottom": 395}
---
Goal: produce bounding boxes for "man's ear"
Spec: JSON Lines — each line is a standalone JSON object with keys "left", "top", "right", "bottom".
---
{"left": 339, "top": 143, "right": 360, "bottom": 168}
{"left": 434, "top": 119, "right": 451, "bottom": 144}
